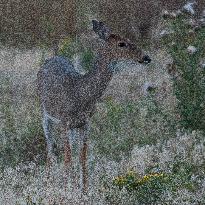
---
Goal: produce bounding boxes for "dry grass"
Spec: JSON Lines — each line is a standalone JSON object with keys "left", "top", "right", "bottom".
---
{"left": 0, "top": 131, "right": 204, "bottom": 204}
{"left": 0, "top": 0, "right": 76, "bottom": 47}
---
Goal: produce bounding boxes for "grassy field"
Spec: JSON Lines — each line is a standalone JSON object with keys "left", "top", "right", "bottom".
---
{"left": 0, "top": 10, "right": 205, "bottom": 205}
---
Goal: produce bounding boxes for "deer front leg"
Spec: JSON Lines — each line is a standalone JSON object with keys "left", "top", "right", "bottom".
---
{"left": 79, "top": 124, "right": 90, "bottom": 193}
{"left": 80, "top": 141, "right": 88, "bottom": 193}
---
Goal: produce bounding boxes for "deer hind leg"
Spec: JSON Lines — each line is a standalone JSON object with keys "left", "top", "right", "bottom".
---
{"left": 62, "top": 127, "right": 73, "bottom": 180}
{"left": 78, "top": 123, "right": 90, "bottom": 193}
{"left": 66, "top": 128, "right": 80, "bottom": 189}
{"left": 42, "top": 114, "right": 55, "bottom": 168}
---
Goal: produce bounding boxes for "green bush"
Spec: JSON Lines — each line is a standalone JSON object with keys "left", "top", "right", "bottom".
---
{"left": 113, "top": 171, "right": 168, "bottom": 204}
{"left": 58, "top": 37, "right": 80, "bottom": 59}
{"left": 108, "top": 162, "right": 203, "bottom": 205}
{"left": 58, "top": 37, "right": 95, "bottom": 72}
{"left": 90, "top": 96, "right": 177, "bottom": 161}
{"left": 0, "top": 75, "right": 46, "bottom": 169}
{"left": 81, "top": 47, "right": 95, "bottom": 72}
{"left": 162, "top": 15, "right": 205, "bottom": 132}
{"left": 0, "top": 122, "right": 46, "bottom": 169}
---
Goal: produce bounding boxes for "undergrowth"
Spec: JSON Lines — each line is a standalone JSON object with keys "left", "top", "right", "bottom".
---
{"left": 91, "top": 94, "right": 177, "bottom": 162}
{"left": 162, "top": 14, "right": 205, "bottom": 132}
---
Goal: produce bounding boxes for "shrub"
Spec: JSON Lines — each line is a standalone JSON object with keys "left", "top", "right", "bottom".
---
{"left": 90, "top": 95, "right": 177, "bottom": 161}
{"left": 162, "top": 15, "right": 205, "bottom": 132}
{"left": 0, "top": 74, "right": 46, "bottom": 169}
{"left": 58, "top": 37, "right": 95, "bottom": 72}
{"left": 113, "top": 170, "right": 168, "bottom": 204}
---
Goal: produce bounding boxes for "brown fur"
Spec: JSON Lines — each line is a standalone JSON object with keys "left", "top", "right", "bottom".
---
{"left": 80, "top": 142, "right": 88, "bottom": 193}
{"left": 37, "top": 20, "right": 151, "bottom": 192}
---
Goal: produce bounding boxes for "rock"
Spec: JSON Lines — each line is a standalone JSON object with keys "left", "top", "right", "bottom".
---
{"left": 186, "top": 19, "right": 198, "bottom": 27}
{"left": 202, "top": 9, "right": 205, "bottom": 18}
{"left": 162, "top": 10, "right": 181, "bottom": 19}
{"left": 188, "top": 29, "right": 195, "bottom": 35}
{"left": 182, "top": 1, "right": 197, "bottom": 15}
{"left": 201, "top": 63, "right": 205, "bottom": 69}
{"left": 187, "top": 45, "right": 197, "bottom": 54}
{"left": 159, "top": 29, "right": 174, "bottom": 37}
{"left": 162, "top": 10, "right": 170, "bottom": 18}
{"left": 171, "top": 41, "right": 176, "bottom": 46}
{"left": 199, "top": 60, "right": 205, "bottom": 69}
{"left": 199, "top": 18, "right": 205, "bottom": 27}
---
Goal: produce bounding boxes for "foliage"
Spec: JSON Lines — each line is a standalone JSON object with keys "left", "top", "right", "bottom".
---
{"left": 81, "top": 47, "right": 95, "bottom": 71}
{"left": 0, "top": 77, "right": 16, "bottom": 138}
{"left": 0, "top": 75, "right": 46, "bottom": 169}
{"left": 113, "top": 170, "right": 165, "bottom": 190}
{"left": 59, "top": 37, "right": 95, "bottom": 72}
{"left": 109, "top": 162, "right": 204, "bottom": 205}
{"left": 58, "top": 37, "right": 79, "bottom": 59}
{"left": 113, "top": 170, "right": 168, "bottom": 204}
{"left": 0, "top": 131, "right": 204, "bottom": 204}
{"left": 101, "top": 130, "right": 205, "bottom": 205}
{"left": 0, "top": 115, "right": 46, "bottom": 169}
{"left": 162, "top": 15, "right": 205, "bottom": 132}
{"left": 91, "top": 95, "right": 177, "bottom": 161}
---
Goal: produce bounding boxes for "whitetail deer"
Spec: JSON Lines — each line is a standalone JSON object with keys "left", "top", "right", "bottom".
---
{"left": 37, "top": 20, "right": 151, "bottom": 193}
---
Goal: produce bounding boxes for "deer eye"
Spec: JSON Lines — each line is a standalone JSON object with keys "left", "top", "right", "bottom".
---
{"left": 118, "top": 42, "right": 126, "bottom": 47}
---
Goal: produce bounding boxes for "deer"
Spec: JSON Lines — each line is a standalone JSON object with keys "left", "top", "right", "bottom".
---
{"left": 37, "top": 20, "right": 151, "bottom": 193}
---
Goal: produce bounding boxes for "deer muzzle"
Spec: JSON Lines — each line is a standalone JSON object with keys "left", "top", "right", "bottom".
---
{"left": 138, "top": 55, "right": 151, "bottom": 64}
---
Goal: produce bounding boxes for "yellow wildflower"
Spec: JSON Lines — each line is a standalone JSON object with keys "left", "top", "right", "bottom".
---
{"left": 127, "top": 170, "right": 136, "bottom": 177}
{"left": 137, "top": 173, "right": 165, "bottom": 184}
{"left": 114, "top": 175, "right": 126, "bottom": 185}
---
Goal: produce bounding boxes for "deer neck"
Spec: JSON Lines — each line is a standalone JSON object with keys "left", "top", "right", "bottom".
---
{"left": 81, "top": 52, "right": 117, "bottom": 101}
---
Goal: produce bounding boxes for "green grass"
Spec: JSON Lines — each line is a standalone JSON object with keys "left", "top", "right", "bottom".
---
{"left": 0, "top": 121, "right": 46, "bottom": 169}
{"left": 0, "top": 75, "right": 46, "bottom": 169}
{"left": 0, "top": 77, "right": 16, "bottom": 138}
{"left": 90, "top": 95, "right": 177, "bottom": 161}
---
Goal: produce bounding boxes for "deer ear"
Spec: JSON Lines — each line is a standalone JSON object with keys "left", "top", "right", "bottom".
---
{"left": 92, "top": 20, "right": 111, "bottom": 41}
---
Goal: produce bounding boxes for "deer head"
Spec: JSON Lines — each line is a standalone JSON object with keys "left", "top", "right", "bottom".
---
{"left": 92, "top": 20, "right": 151, "bottom": 64}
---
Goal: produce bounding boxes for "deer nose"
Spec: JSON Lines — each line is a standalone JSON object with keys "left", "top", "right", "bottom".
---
{"left": 143, "top": 55, "right": 151, "bottom": 64}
